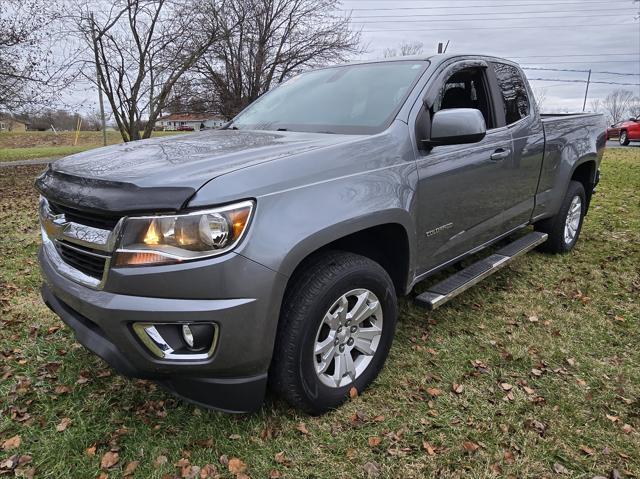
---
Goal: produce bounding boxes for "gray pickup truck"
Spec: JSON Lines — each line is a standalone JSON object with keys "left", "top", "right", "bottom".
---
{"left": 36, "top": 54, "right": 606, "bottom": 414}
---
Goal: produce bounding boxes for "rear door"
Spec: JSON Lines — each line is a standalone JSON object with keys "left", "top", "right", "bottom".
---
{"left": 490, "top": 62, "right": 545, "bottom": 231}
{"left": 412, "top": 60, "right": 516, "bottom": 273}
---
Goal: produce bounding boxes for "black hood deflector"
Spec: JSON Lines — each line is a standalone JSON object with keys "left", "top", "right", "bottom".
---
{"left": 35, "top": 167, "right": 195, "bottom": 214}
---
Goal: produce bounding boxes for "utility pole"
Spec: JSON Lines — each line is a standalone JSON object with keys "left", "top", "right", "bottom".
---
{"left": 90, "top": 13, "right": 107, "bottom": 147}
{"left": 582, "top": 69, "right": 592, "bottom": 112}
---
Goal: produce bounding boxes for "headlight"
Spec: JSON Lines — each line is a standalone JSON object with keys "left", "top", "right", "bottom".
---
{"left": 113, "top": 200, "right": 254, "bottom": 266}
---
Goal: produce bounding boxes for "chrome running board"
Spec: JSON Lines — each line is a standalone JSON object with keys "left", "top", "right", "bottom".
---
{"left": 415, "top": 231, "right": 548, "bottom": 310}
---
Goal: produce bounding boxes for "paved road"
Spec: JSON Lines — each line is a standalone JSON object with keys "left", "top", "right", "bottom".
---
{"left": 606, "top": 140, "right": 639, "bottom": 149}
{"left": 0, "top": 158, "right": 57, "bottom": 168}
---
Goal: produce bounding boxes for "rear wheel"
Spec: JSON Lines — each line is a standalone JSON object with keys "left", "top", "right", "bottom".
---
{"left": 535, "top": 180, "right": 586, "bottom": 254}
{"left": 620, "top": 130, "right": 630, "bottom": 146}
{"left": 270, "top": 251, "right": 397, "bottom": 414}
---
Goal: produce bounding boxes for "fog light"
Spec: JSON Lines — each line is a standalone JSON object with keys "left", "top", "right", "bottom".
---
{"left": 181, "top": 323, "right": 215, "bottom": 351}
{"left": 182, "top": 324, "right": 195, "bottom": 348}
{"left": 133, "top": 322, "right": 218, "bottom": 360}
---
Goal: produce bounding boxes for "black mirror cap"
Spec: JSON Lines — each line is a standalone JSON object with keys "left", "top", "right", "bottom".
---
{"left": 427, "top": 108, "right": 487, "bottom": 147}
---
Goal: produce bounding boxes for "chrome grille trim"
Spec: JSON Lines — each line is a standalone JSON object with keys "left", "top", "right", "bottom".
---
{"left": 39, "top": 197, "right": 122, "bottom": 289}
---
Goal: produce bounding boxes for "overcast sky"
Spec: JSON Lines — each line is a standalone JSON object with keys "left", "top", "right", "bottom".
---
{"left": 62, "top": 0, "right": 640, "bottom": 116}
{"left": 340, "top": 0, "right": 640, "bottom": 112}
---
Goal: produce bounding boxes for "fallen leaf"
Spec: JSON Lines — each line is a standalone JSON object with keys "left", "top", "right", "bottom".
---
{"left": 500, "top": 383, "right": 513, "bottom": 391}
{"left": 452, "top": 383, "right": 464, "bottom": 394}
{"left": 2, "top": 435, "right": 21, "bottom": 451}
{"left": 228, "top": 457, "right": 247, "bottom": 474}
{"left": 123, "top": 461, "right": 139, "bottom": 476}
{"left": 566, "top": 358, "right": 576, "bottom": 367}
{"left": 100, "top": 451, "right": 119, "bottom": 469}
{"left": 200, "top": 464, "right": 218, "bottom": 478}
{"left": 349, "top": 387, "right": 358, "bottom": 399}
{"left": 55, "top": 417, "right": 72, "bottom": 432}
{"left": 228, "top": 434, "right": 241, "bottom": 440}
{"left": 621, "top": 424, "right": 634, "bottom": 434}
{"left": 553, "top": 463, "right": 570, "bottom": 474}
{"left": 296, "top": 423, "right": 309, "bottom": 435}
{"left": 362, "top": 461, "right": 380, "bottom": 478}
{"left": 154, "top": 455, "right": 168, "bottom": 467}
{"left": 269, "top": 470, "right": 281, "bottom": 479}
{"left": 53, "top": 385, "right": 71, "bottom": 395}
{"left": 580, "top": 445, "right": 595, "bottom": 456}
{"left": 423, "top": 441, "right": 436, "bottom": 456}
{"left": 368, "top": 436, "right": 382, "bottom": 447}
{"left": 274, "top": 451, "right": 290, "bottom": 466}
{"left": 531, "top": 368, "right": 543, "bottom": 377}
{"left": 504, "top": 450, "right": 515, "bottom": 464}
{"left": 528, "top": 315, "right": 539, "bottom": 323}
{"left": 462, "top": 441, "right": 479, "bottom": 453}
{"left": 426, "top": 387, "right": 442, "bottom": 397}
{"left": 85, "top": 445, "right": 96, "bottom": 457}
{"left": 606, "top": 414, "right": 619, "bottom": 422}
{"left": 490, "top": 462, "right": 502, "bottom": 474}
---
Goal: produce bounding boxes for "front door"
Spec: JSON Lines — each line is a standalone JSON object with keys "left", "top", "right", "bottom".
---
{"left": 414, "top": 63, "right": 515, "bottom": 273}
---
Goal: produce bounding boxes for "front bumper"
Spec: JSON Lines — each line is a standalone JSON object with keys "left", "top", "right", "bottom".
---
{"left": 39, "top": 246, "right": 287, "bottom": 413}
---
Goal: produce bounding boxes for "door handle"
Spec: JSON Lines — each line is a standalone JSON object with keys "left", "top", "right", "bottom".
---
{"left": 490, "top": 148, "right": 511, "bottom": 161}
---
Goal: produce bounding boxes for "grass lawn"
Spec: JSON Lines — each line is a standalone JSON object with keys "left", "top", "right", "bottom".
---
{"left": 0, "top": 149, "right": 638, "bottom": 478}
{"left": 0, "top": 131, "right": 183, "bottom": 162}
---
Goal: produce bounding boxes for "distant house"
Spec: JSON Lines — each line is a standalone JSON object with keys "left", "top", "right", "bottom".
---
{"left": 156, "top": 113, "right": 226, "bottom": 131}
{"left": 0, "top": 117, "right": 29, "bottom": 132}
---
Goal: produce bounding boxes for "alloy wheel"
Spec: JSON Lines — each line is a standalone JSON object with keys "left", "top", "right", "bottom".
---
{"left": 313, "top": 288, "right": 383, "bottom": 388}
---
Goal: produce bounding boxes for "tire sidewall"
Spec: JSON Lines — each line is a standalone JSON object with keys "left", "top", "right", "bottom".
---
{"left": 296, "top": 267, "right": 397, "bottom": 412}
{"left": 559, "top": 183, "right": 586, "bottom": 252}
{"left": 620, "top": 131, "right": 628, "bottom": 146}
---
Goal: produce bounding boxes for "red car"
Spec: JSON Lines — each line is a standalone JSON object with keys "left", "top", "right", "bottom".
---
{"left": 606, "top": 117, "right": 640, "bottom": 146}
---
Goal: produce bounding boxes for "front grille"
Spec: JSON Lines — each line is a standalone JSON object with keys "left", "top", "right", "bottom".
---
{"left": 49, "top": 201, "right": 122, "bottom": 230}
{"left": 55, "top": 241, "right": 108, "bottom": 280}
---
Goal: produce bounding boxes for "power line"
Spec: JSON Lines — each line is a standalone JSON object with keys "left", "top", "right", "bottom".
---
{"left": 351, "top": 13, "right": 626, "bottom": 23}
{"left": 351, "top": 8, "right": 619, "bottom": 18}
{"left": 527, "top": 77, "right": 640, "bottom": 86}
{"left": 360, "top": 21, "right": 638, "bottom": 32}
{"left": 339, "top": 0, "right": 617, "bottom": 10}
{"left": 519, "top": 60, "right": 639, "bottom": 64}
{"left": 522, "top": 67, "right": 640, "bottom": 76}
{"left": 510, "top": 52, "right": 640, "bottom": 58}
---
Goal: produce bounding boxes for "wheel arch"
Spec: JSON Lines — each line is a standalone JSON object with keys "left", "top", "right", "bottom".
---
{"left": 570, "top": 158, "right": 597, "bottom": 214}
{"left": 280, "top": 214, "right": 414, "bottom": 299}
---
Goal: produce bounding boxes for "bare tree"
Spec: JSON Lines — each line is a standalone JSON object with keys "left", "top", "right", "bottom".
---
{"left": 601, "top": 89, "right": 635, "bottom": 124}
{"left": 532, "top": 86, "right": 547, "bottom": 113}
{"left": 589, "top": 98, "right": 602, "bottom": 114}
{"left": 383, "top": 41, "right": 424, "bottom": 58}
{"left": 628, "top": 96, "right": 640, "bottom": 118}
{"left": 196, "top": 0, "right": 362, "bottom": 119}
{"left": 70, "top": 0, "right": 225, "bottom": 141}
{"left": 0, "top": 0, "right": 64, "bottom": 111}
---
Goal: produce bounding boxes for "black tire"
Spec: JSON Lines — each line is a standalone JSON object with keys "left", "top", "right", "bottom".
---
{"left": 270, "top": 251, "right": 397, "bottom": 415}
{"left": 535, "top": 180, "right": 586, "bottom": 254}
{"left": 620, "top": 130, "right": 630, "bottom": 146}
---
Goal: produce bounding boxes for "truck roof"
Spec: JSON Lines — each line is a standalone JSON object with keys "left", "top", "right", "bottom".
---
{"left": 343, "top": 53, "right": 520, "bottom": 68}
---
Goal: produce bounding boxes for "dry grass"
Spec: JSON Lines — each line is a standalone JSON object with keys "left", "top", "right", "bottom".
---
{"left": 0, "top": 149, "right": 638, "bottom": 478}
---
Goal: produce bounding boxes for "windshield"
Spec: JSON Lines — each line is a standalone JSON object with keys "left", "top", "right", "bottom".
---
{"left": 231, "top": 61, "right": 428, "bottom": 134}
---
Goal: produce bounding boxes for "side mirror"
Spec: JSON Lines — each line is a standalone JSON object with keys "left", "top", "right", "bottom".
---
{"left": 428, "top": 108, "right": 487, "bottom": 147}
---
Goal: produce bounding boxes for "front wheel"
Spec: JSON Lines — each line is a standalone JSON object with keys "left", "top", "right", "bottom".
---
{"left": 620, "top": 131, "right": 630, "bottom": 146}
{"left": 270, "top": 251, "right": 397, "bottom": 414}
{"left": 535, "top": 180, "right": 586, "bottom": 254}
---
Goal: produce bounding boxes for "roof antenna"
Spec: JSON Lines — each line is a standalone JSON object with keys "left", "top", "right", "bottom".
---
{"left": 437, "top": 41, "right": 450, "bottom": 54}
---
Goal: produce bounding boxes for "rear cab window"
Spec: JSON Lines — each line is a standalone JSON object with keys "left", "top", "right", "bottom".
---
{"left": 492, "top": 63, "right": 531, "bottom": 125}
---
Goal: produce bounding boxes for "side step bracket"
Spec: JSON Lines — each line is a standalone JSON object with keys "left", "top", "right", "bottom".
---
{"left": 415, "top": 231, "right": 548, "bottom": 311}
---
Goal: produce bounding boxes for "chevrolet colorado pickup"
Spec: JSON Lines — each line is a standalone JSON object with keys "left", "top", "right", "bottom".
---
{"left": 37, "top": 55, "right": 606, "bottom": 414}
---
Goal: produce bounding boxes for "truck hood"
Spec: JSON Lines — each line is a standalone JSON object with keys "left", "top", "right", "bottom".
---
{"left": 37, "top": 129, "right": 358, "bottom": 213}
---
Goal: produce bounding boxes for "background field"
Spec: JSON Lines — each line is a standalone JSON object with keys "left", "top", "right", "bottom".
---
{"left": 0, "top": 131, "right": 183, "bottom": 162}
{"left": 0, "top": 149, "right": 638, "bottom": 478}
